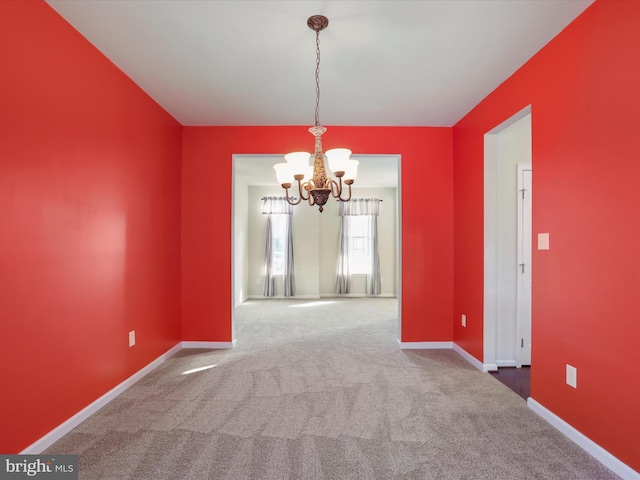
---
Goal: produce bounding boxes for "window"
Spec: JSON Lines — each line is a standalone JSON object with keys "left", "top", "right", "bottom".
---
{"left": 262, "top": 196, "right": 295, "bottom": 297}
{"left": 348, "top": 215, "right": 370, "bottom": 274}
{"left": 270, "top": 214, "right": 288, "bottom": 275}
{"left": 336, "top": 198, "right": 381, "bottom": 296}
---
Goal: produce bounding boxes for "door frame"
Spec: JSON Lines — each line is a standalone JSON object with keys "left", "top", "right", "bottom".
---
{"left": 516, "top": 163, "right": 532, "bottom": 367}
{"left": 231, "top": 153, "right": 402, "bottom": 344}
{"left": 483, "top": 105, "right": 531, "bottom": 371}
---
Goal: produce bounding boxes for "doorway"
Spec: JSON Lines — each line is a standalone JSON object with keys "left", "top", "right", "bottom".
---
{"left": 484, "top": 107, "right": 532, "bottom": 373}
{"left": 231, "top": 154, "right": 402, "bottom": 345}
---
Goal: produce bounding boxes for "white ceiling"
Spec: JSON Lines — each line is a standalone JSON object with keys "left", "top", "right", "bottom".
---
{"left": 46, "top": 0, "right": 593, "bottom": 128}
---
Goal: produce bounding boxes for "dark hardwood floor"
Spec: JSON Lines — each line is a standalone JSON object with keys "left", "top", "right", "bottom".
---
{"left": 489, "top": 366, "right": 530, "bottom": 400}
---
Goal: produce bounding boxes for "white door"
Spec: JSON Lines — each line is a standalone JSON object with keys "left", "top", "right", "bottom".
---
{"left": 516, "top": 165, "right": 532, "bottom": 366}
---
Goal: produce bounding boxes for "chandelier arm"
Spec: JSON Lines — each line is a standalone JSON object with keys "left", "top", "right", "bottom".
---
{"left": 298, "top": 180, "right": 311, "bottom": 201}
{"left": 328, "top": 178, "right": 342, "bottom": 198}
{"left": 302, "top": 182, "right": 320, "bottom": 207}
{"left": 337, "top": 182, "right": 352, "bottom": 202}
{"left": 284, "top": 186, "right": 302, "bottom": 206}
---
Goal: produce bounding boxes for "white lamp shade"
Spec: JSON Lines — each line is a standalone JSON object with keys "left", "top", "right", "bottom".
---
{"left": 344, "top": 159, "right": 359, "bottom": 181}
{"left": 274, "top": 163, "right": 294, "bottom": 185}
{"left": 325, "top": 148, "right": 352, "bottom": 173}
{"left": 284, "top": 151, "right": 311, "bottom": 175}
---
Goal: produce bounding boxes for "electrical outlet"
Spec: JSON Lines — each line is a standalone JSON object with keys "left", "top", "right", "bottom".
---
{"left": 566, "top": 364, "right": 577, "bottom": 388}
{"left": 461, "top": 314, "right": 467, "bottom": 327}
{"left": 129, "top": 331, "right": 136, "bottom": 347}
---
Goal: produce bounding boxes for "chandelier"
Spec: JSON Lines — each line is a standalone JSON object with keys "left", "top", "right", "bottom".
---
{"left": 273, "top": 15, "right": 358, "bottom": 213}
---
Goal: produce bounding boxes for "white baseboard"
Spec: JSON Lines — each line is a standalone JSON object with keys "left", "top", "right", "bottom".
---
{"left": 182, "top": 340, "right": 237, "bottom": 349}
{"left": 21, "top": 339, "right": 238, "bottom": 454}
{"left": 23, "top": 339, "right": 638, "bottom": 480}
{"left": 396, "top": 340, "right": 453, "bottom": 349}
{"left": 396, "top": 341, "right": 495, "bottom": 372}
{"left": 528, "top": 398, "right": 640, "bottom": 480}
{"left": 321, "top": 293, "right": 397, "bottom": 298}
{"left": 496, "top": 360, "right": 517, "bottom": 368}
{"left": 247, "top": 295, "right": 320, "bottom": 300}
{"left": 451, "top": 343, "right": 497, "bottom": 372}
{"left": 247, "top": 294, "right": 397, "bottom": 300}
{"left": 21, "top": 342, "right": 183, "bottom": 454}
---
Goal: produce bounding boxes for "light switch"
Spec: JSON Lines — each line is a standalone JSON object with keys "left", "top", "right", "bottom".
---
{"left": 538, "top": 233, "right": 550, "bottom": 250}
{"left": 566, "top": 364, "right": 577, "bottom": 388}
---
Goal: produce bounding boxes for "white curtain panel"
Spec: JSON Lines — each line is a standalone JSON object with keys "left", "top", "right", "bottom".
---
{"left": 261, "top": 196, "right": 295, "bottom": 297}
{"left": 367, "top": 212, "right": 381, "bottom": 295}
{"left": 336, "top": 198, "right": 382, "bottom": 295}
{"left": 262, "top": 214, "right": 275, "bottom": 296}
{"left": 336, "top": 213, "right": 351, "bottom": 294}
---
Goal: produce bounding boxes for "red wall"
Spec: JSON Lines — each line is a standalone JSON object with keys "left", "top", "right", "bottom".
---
{"left": 453, "top": 0, "right": 640, "bottom": 470}
{"left": 0, "top": 1, "right": 182, "bottom": 453}
{"left": 181, "top": 126, "right": 453, "bottom": 343}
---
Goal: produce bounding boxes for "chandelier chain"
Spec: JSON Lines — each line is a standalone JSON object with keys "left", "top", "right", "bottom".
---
{"left": 314, "top": 29, "right": 321, "bottom": 127}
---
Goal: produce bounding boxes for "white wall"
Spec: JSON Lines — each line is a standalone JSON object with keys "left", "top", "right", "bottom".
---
{"left": 247, "top": 185, "right": 398, "bottom": 298}
{"left": 233, "top": 163, "right": 250, "bottom": 306}
{"left": 494, "top": 113, "right": 532, "bottom": 366}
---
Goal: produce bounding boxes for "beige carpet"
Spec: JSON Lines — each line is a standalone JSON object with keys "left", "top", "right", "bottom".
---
{"left": 46, "top": 298, "right": 619, "bottom": 479}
